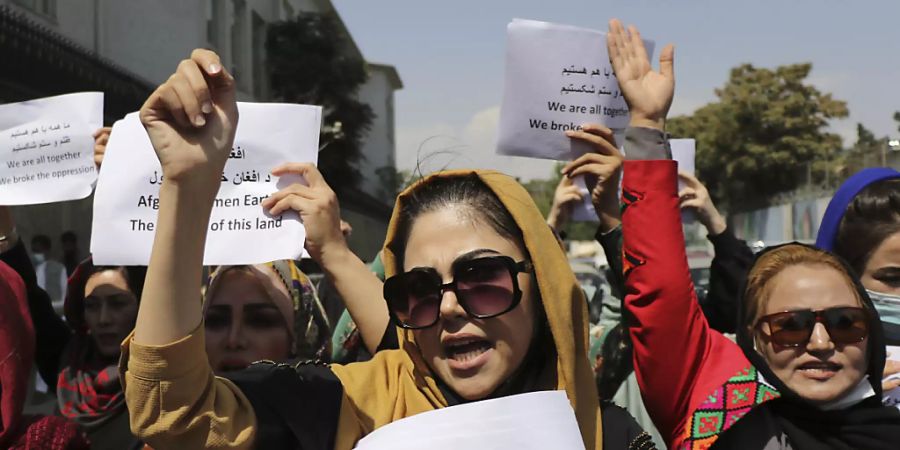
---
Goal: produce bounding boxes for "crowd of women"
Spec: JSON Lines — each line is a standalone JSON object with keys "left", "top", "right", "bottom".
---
{"left": 1, "top": 19, "right": 899, "bottom": 450}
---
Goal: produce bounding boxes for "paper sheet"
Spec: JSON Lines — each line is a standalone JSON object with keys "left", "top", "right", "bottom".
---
{"left": 885, "top": 345, "right": 900, "bottom": 410}
{"left": 354, "top": 391, "right": 585, "bottom": 450}
{"left": 671, "top": 138, "right": 696, "bottom": 224}
{"left": 570, "top": 175, "right": 598, "bottom": 223}
{"left": 497, "top": 19, "right": 653, "bottom": 161}
{"left": 90, "top": 103, "right": 322, "bottom": 265}
{"left": 0, "top": 92, "right": 103, "bottom": 205}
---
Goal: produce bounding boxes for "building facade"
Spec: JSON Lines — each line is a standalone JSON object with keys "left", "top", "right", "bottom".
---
{"left": 2, "top": 0, "right": 401, "bottom": 262}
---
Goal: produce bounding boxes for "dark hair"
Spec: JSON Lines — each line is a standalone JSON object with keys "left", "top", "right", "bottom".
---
{"left": 89, "top": 266, "right": 147, "bottom": 301}
{"left": 596, "top": 323, "right": 634, "bottom": 401}
{"left": 834, "top": 179, "right": 900, "bottom": 275}
{"left": 60, "top": 231, "right": 78, "bottom": 244}
{"left": 389, "top": 173, "right": 523, "bottom": 267}
{"left": 31, "top": 234, "right": 52, "bottom": 249}
{"left": 65, "top": 261, "right": 147, "bottom": 331}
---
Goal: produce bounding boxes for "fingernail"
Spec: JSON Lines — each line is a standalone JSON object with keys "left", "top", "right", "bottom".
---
{"left": 201, "top": 102, "right": 213, "bottom": 114}
{"left": 208, "top": 63, "right": 221, "bottom": 74}
{"left": 565, "top": 130, "right": 575, "bottom": 136}
{"left": 194, "top": 115, "right": 206, "bottom": 127}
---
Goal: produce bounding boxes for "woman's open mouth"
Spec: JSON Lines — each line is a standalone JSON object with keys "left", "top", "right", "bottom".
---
{"left": 443, "top": 337, "right": 494, "bottom": 372}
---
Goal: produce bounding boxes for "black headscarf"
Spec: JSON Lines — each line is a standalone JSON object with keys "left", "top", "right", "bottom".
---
{"left": 731, "top": 242, "right": 900, "bottom": 449}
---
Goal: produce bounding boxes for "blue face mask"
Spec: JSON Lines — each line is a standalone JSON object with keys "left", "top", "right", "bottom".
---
{"left": 866, "top": 289, "right": 900, "bottom": 342}
{"left": 31, "top": 252, "right": 46, "bottom": 265}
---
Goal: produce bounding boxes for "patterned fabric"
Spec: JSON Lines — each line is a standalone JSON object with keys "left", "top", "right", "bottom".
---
{"left": 10, "top": 415, "right": 90, "bottom": 450}
{"left": 205, "top": 261, "right": 332, "bottom": 361}
{"left": 678, "top": 365, "right": 781, "bottom": 449}
{"left": 267, "top": 260, "right": 332, "bottom": 360}
{"left": 56, "top": 343, "right": 126, "bottom": 431}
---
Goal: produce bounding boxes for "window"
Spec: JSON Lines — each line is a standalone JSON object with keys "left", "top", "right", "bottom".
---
{"left": 282, "top": 0, "right": 294, "bottom": 20}
{"left": 206, "top": 0, "right": 223, "bottom": 48}
{"left": 252, "top": 12, "right": 266, "bottom": 98}
{"left": 230, "top": 0, "right": 248, "bottom": 88}
{"left": 13, "top": 0, "right": 57, "bottom": 18}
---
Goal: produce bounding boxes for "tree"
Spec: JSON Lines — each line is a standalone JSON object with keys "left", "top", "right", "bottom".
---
{"left": 266, "top": 13, "right": 374, "bottom": 188}
{"left": 894, "top": 111, "right": 900, "bottom": 133}
{"left": 668, "top": 63, "right": 848, "bottom": 211}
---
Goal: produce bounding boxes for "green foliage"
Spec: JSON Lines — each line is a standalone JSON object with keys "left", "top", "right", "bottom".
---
{"left": 667, "top": 63, "right": 848, "bottom": 211}
{"left": 266, "top": 13, "right": 374, "bottom": 188}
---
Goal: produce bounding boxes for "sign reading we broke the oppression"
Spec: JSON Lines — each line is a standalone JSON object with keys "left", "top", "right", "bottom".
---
{"left": 497, "top": 19, "right": 653, "bottom": 161}
{"left": 0, "top": 92, "right": 103, "bottom": 205}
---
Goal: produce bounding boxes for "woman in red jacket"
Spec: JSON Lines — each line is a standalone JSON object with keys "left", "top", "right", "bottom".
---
{"left": 603, "top": 20, "right": 900, "bottom": 449}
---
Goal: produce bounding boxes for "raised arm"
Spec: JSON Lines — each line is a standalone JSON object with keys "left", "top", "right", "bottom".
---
{"left": 679, "top": 171, "right": 753, "bottom": 333}
{"left": 124, "top": 50, "right": 256, "bottom": 449}
{"left": 609, "top": 20, "right": 747, "bottom": 446}
{"left": 133, "top": 50, "right": 238, "bottom": 345}
{"left": 263, "top": 164, "right": 390, "bottom": 354}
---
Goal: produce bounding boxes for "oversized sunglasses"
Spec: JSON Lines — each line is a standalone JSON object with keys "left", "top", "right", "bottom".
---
{"left": 755, "top": 306, "right": 869, "bottom": 347}
{"left": 383, "top": 255, "right": 533, "bottom": 329}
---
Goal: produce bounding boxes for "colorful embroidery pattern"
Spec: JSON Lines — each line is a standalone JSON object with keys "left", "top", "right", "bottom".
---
{"left": 678, "top": 365, "right": 781, "bottom": 449}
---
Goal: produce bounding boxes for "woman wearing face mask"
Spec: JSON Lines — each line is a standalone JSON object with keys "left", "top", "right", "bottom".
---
{"left": 203, "top": 261, "right": 331, "bottom": 373}
{"left": 608, "top": 21, "right": 900, "bottom": 448}
{"left": 816, "top": 168, "right": 900, "bottom": 345}
{"left": 116, "top": 28, "right": 662, "bottom": 446}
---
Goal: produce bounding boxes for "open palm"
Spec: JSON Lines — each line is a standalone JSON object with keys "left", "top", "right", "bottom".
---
{"left": 607, "top": 19, "right": 674, "bottom": 129}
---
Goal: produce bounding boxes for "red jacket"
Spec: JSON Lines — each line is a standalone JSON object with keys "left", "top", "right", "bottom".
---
{"left": 621, "top": 160, "right": 780, "bottom": 449}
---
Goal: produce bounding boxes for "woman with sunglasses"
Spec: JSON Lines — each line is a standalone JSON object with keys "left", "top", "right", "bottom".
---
{"left": 608, "top": 20, "right": 900, "bottom": 449}
{"left": 115, "top": 25, "right": 662, "bottom": 447}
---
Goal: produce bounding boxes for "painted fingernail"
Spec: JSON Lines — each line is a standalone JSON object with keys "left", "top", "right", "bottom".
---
{"left": 208, "top": 63, "right": 221, "bottom": 74}
{"left": 201, "top": 102, "right": 213, "bottom": 114}
{"left": 194, "top": 115, "right": 206, "bottom": 127}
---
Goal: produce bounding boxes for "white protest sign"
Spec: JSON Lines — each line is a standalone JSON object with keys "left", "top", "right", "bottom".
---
{"left": 90, "top": 103, "right": 322, "bottom": 266}
{"left": 354, "top": 391, "right": 584, "bottom": 450}
{"left": 671, "top": 138, "right": 696, "bottom": 224}
{"left": 570, "top": 175, "right": 598, "bottom": 223}
{"left": 0, "top": 92, "right": 103, "bottom": 205}
{"left": 885, "top": 346, "right": 900, "bottom": 410}
{"left": 497, "top": 19, "right": 653, "bottom": 161}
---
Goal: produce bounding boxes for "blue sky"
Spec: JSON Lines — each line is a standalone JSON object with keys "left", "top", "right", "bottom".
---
{"left": 333, "top": 0, "right": 900, "bottom": 180}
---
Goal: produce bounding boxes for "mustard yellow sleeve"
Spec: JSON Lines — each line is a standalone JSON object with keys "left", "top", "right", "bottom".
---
{"left": 118, "top": 326, "right": 257, "bottom": 449}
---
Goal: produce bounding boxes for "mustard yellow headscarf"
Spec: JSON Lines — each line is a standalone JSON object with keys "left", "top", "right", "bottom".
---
{"left": 330, "top": 169, "right": 601, "bottom": 449}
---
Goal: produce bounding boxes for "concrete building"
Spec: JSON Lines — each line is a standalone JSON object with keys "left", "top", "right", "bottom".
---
{"left": 1, "top": 0, "right": 401, "bottom": 262}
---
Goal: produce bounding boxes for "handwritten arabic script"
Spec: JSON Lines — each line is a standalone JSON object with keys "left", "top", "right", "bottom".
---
{"left": 9, "top": 122, "right": 74, "bottom": 152}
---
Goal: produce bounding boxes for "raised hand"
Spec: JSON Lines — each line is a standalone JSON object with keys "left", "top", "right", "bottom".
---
{"left": 678, "top": 171, "right": 727, "bottom": 235}
{"left": 262, "top": 163, "right": 346, "bottom": 262}
{"left": 92, "top": 126, "right": 112, "bottom": 169}
{"left": 607, "top": 19, "right": 674, "bottom": 130}
{"left": 546, "top": 176, "right": 584, "bottom": 231}
{"left": 139, "top": 49, "right": 238, "bottom": 195}
{"left": 561, "top": 124, "right": 623, "bottom": 231}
